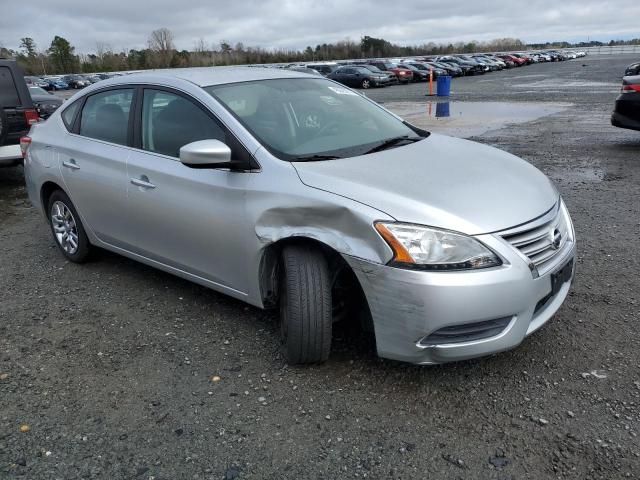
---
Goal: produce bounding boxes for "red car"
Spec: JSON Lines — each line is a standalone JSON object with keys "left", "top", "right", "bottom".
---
{"left": 498, "top": 54, "right": 526, "bottom": 66}
{"left": 365, "top": 61, "right": 414, "bottom": 84}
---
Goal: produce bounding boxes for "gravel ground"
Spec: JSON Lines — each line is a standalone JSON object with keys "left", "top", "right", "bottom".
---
{"left": 1, "top": 54, "right": 639, "bottom": 480}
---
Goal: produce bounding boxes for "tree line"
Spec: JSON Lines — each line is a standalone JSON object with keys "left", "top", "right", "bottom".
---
{"left": 1, "top": 29, "right": 639, "bottom": 76}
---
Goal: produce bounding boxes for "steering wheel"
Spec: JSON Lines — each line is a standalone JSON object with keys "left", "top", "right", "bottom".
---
{"left": 316, "top": 120, "right": 342, "bottom": 137}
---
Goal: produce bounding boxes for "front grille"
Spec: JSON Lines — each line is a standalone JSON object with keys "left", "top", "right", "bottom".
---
{"left": 419, "top": 317, "right": 512, "bottom": 346}
{"left": 501, "top": 203, "right": 572, "bottom": 275}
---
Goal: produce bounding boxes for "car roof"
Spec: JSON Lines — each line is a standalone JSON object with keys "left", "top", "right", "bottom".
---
{"left": 96, "top": 66, "right": 311, "bottom": 88}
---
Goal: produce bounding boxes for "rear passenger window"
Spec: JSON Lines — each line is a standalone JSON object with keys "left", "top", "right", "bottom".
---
{"left": 61, "top": 100, "right": 81, "bottom": 130}
{"left": 0, "top": 66, "right": 20, "bottom": 107}
{"left": 79, "top": 89, "right": 133, "bottom": 145}
{"left": 141, "top": 89, "right": 225, "bottom": 158}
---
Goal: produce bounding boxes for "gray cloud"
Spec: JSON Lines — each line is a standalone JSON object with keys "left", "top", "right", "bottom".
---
{"left": 1, "top": 0, "right": 638, "bottom": 54}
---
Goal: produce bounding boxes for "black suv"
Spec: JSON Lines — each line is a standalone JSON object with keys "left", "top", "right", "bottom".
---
{"left": 1, "top": 60, "right": 38, "bottom": 166}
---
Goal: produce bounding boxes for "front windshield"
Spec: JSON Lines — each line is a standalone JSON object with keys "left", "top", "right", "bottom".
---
{"left": 205, "top": 78, "right": 426, "bottom": 161}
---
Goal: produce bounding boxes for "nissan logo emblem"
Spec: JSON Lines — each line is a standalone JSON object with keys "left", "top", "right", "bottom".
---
{"left": 551, "top": 228, "right": 562, "bottom": 250}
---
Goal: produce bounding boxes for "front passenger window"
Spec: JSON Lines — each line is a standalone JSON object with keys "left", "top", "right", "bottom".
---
{"left": 142, "top": 89, "right": 225, "bottom": 158}
{"left": 79, "top": 89, "right": 133, "bottom": 145}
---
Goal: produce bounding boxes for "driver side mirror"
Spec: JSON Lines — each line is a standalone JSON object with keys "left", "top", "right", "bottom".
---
{"left": 179, "top": 139, "right": 250, "bottom": 170}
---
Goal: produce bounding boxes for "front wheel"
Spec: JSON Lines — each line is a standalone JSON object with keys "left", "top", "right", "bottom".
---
{"left": 361, "top": 79, "right": 371, "bottom": 89}
{"left": 48, "top": 190, "right": 92, "bottom": 263}
{"left": 279, "top": 245, "right": 332, "bottom": 364}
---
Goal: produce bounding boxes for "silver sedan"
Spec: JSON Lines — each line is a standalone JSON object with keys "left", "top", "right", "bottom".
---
{"left": 23, "top": 67, "right": 576, "bottom": 364}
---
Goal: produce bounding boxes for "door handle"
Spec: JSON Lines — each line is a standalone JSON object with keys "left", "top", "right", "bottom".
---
{"left": 62, "top": 159, "right": 80, "bottom": 170}
{"left": 130, "top": 176, "right": 156, "bottom": 189}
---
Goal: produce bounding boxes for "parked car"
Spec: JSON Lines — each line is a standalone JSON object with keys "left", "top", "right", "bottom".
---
{"left": 328, "top": 65, "right": 389, "bottom": 88}
{"left": 543, "top": 51, "right": 565, "bottom": 62}
{"left": 511, "top": 53, "right": 533, "bottom": 65}
{"left": 364, "top": 61, "right": 413, "bottom": 83}
{"left": 456, "top": 55, "right": 491, "bottom": 72}
{"left": 86, "top": 75, "right": 103, "bottom": 84}
{"left": 397, "top": 63, "right": 430, "bottom": 81}
{"left": 305, "top": 63, "right": 340, "bottom": 76}
{"left": 28, "top": 86, "right": 63, "bottom": 119}
{"left": 23, "top": 68, "right": 576, "bottom": 365}
{"left": 472, "top": 55, "right": 505, "bottom": 70}
{"left": 624, "top": 62, "right": 640, "bottom": 76}
{"left": 0, "top": 60, "right": 39, "bottom": 166}
{"left": 24, "top": 76, "right": 49, "bottom": 88}
{"left": 436, "top": 56, "right": 482, "bottom": 75}
{"left": 611, "top": 75, "right": 640, "bottom": 131}
{"left": 43, "top": 77, "right": 69, "bottom": 90}
{"left": 405, "top": 62, "right": 448, "bottom": 78}
{"left": 427, "top": 61, "right": 464, "bottom": 77}
{"left": 498, "top": 54, "right": 525, "bottom": 66}
{"left": 286, "top": 66, "right": 323, "bottom": 76}
{"left": 63, "top": 75, "right": 91, "bottom": 89}
{"left": 356, "top": 64, "right": 398, "bottom": 84}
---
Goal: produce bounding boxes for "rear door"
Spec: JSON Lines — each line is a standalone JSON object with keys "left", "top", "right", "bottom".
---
{"left": 124, "top": 87, "right": 253, "bottom": 292}
{"left": 58, "top": 88, "right": 134, "bottom": 244}
{"left": 338, "top": 68, "right": 357, "bottom": 86}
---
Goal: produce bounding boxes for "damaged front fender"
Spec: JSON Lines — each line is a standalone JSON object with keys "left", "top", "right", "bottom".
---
{"left": 242, "top": 156, "right": 395, "bottom": 307}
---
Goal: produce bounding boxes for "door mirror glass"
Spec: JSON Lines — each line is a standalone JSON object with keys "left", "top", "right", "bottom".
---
{"left": 179, "top": 139, "right": 232, "bottom": 167}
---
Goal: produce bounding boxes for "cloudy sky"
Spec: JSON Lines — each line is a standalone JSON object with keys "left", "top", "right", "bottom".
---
{"left": 2, "top": 0, "right": 639, "bottom": 53}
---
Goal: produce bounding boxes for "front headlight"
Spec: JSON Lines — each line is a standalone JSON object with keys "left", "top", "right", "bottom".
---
{"left": 374, "top": 222, "right": 502, "bottom": 270}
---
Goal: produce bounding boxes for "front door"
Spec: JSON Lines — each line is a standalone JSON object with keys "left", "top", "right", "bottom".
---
{"left": 124, "top": 88, "right": 253, "bottom": 293}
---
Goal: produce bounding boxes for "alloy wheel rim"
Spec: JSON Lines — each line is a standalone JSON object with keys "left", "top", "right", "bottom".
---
{"left": 51, "top": 201, "right": 79, "bottom": 254}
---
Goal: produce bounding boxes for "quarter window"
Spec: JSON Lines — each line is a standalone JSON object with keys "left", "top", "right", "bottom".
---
{"left": 0, "top": 66, "right": 20, "bottom": 107}
{"left": 79, "top": 89, "right": 133, "bottom": 145}
{"left": 141, "top": 89, "right": 225, "bottom": 158}
{"left": 61, "top": 100, "right": 81, "bottom": 130}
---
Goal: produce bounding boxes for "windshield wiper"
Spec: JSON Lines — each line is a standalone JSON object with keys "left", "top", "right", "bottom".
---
{"left": 292, "top": 154, "right": 341, "bottom": 162}
{"left": 364, "top": 135, "right": 422, "bottom": 154}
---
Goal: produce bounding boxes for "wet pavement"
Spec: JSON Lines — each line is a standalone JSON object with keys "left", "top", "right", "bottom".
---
{"left": 385, "top": 100, "right": 571, "bottom": 137}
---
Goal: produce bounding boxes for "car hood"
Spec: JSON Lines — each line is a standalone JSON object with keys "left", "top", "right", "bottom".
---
{"left": 292, "top": 133, "right": 558, "bottom": 235}
{"left": 31, "top": 94, "right": 62, "bottom": 104}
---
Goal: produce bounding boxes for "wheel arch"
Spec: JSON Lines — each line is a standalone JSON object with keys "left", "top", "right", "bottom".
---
{"left": 40, "top": 180, "right": 66, "bottom": 214}
{"left": 258, "top": 236, "right": 370, "bottom": 321}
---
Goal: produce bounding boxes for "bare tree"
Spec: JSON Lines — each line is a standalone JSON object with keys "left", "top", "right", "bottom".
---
{"left": 192, "top": 38, "right": 211, "bottom": 66}
{"left": 148, "top": 28, "right": 175, "bottom": 67}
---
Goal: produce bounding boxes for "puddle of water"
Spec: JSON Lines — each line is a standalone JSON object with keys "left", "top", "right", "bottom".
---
{"left": 385, "top": 101, "right": 571, "bottom": 137}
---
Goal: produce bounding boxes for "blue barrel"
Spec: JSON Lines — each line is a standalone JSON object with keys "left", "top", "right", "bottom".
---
{"left": 436, "top": 75, "right": 452, "bottom": 96}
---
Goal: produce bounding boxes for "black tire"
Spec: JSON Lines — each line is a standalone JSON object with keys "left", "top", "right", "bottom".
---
{"left": 47, "top": 190, "right": 92, "bottom": 263}
{"left": 0, "top": 105, "right": 7, "bottom": 146}
{"left": 361, "top": 79, "right": 371, "bottom": 89}
{"left": 279, "top": 245, "right": 332, "bottom": 364}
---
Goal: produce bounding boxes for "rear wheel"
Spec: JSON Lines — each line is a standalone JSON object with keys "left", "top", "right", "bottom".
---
{"left": 48, "top": 190, "right": 92, "bottom": 263}
{"left": 279, "top": 245, "right": 332, "bottom": 364}
{"left": 361, "top": 79, "right": 371, "bottom": 89}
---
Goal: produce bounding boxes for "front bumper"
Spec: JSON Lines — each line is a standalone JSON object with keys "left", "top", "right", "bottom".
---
{"left": 373, "top": 78, "right": 391, "bottom": 87}
{"left": 344, "top": 226, "right": 576, "bottom": 364}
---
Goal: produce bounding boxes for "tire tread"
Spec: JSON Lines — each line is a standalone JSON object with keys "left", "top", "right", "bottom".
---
{"left": 281, "top": 245, "right": 332, "bottom": 363}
